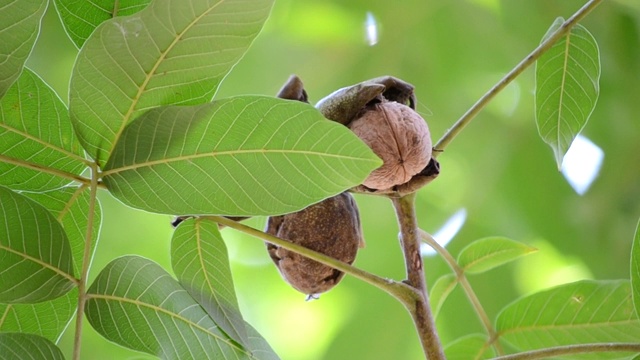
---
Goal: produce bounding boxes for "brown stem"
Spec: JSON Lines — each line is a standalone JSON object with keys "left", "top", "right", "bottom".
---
{"left": 419, "top": 230, "right": 503, "bottom": 355}
{"left": 206, "top": 215, "right": 415, "bottom": 300}
{"left": 391, "top": 193, "right": 445, "bottom": 360}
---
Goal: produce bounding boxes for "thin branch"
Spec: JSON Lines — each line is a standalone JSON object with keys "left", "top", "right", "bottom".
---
{"left": 493, "top": 343, "right": 640, "bottom": 360}
{"left": 0, "top": 122, "right": 92, "bottom": 166}
{"left": 0, "top": 153, "right": 90, "bottom": 185}
{"left": 419, "top": 230, "right": 503, "bottom": 355}
{"left": 433, "top": 0, "right": 604, "bottom": 157}
{"left": 391, "top": 193, "right": 445, "bottom": 360}
{"left": 72, "top": 162, "right": 99, "bottom": 360}
{"left": 205, "top": 215, "right": 418, "bottom": 304}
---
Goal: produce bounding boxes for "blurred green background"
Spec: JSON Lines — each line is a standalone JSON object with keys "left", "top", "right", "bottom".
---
{"left": 26, "top": 0, "right": 640, "bottom": 359}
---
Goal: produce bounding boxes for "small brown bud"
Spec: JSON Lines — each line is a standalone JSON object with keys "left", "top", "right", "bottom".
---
{"left": 349, "top": 100, "right": 432, "bottom": 190}
{"left": 266, "top": 192, "right": 364, "bottom": 298}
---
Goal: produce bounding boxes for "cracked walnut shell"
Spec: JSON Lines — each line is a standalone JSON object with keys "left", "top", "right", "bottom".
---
{"left": 349, "top": 100, "right": 432, "bottom": 190}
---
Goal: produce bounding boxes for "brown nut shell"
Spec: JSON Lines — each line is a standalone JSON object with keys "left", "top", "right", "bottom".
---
{"left": 266, "top": 192, "right": 363, "bottom": 297}
{"left": 349, "top": 101, "right": 432, "bottom": 190}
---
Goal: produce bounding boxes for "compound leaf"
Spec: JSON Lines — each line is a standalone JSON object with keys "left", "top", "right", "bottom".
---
{"left": 102, "top": 97, "right": 381, "bottom": 216}
{"left": 69, "top": 0, "right": 274, "bottom": 167}
{"left": 535, "top": 17, "right": 600, "bottom": 168}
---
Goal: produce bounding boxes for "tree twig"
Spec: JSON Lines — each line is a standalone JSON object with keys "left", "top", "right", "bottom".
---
{"left": 432, "top": 0, "right": 604, "bottom": 157}
{"left": 205, "top": 215, "right": 419, "bottom": 304}
{"left": 391, "top": 193, "right": 445, "bottom": 360}
{"left": 0, "top": 153, "right": 89, "bottom": 185}
{"left": 419, "top": 229, "right": 503, "bottom": 355}
{"left": 72, "top": 162, "right": 99, "bottom": 360}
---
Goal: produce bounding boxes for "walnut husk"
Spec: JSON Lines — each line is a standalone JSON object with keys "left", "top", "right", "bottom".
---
{"left": 266, "top": 192, "right": 363, "bottom": 297}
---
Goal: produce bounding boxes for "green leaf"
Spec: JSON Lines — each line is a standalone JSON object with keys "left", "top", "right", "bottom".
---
{"left": 0, "top": 186, "right": 76, "bottom": 303}
{"left": 86, "top": 256, "right": 260, "bottom": 359}
{"left": 171, "top": 218, "right": 248, "bottom": 348}
{"left": 0, "top": 0, "right": 47, "bottom": 99}
{"left": 535, "top": 18, "right": 601, "bottom": 168}
{"left": 69, "top": 0, "right": 275, "bottom": 167}
{"left": 0, "top": 186, "right": 99, "bottom": 341}
{"left": 102, "top": 97, "right": 381, "bottom": 216}
{"left": 632, "top": 218, "right": 640, "bottom": 316}
{"left": 24, "top": 185, "right": 101, "bottom": 276}
{"left": 497, "top": 280, "right": 640, "bottom": 355}
{"left": 0, "top": 333, "right": 65, "bottom": 360}
{"left": 53, "top": 0, "right": 151, "bottom": 48}
{"left": 0, "top": 68, "right": 87, "bottom": 192}
{"left": 0, "top": 289, "right": 77, "bottom": 343}
{"left": 457, "top": 237, "right": 536, "bottom": 274}
{"left": 444, "top": 334, "right": 494, "bottom": 360}
{"left": 430, "top": 273, "right": 457, "bottom": 318}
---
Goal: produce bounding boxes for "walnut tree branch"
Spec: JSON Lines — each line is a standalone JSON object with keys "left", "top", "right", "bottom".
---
{"left": 205, "top": 215, "right": 420, "bottom": 305}
{"left": 433, "top": 0, "right": 603, "bottom": 157}
{"left": 391, "top": 193, "right": 445, "bottom": 360}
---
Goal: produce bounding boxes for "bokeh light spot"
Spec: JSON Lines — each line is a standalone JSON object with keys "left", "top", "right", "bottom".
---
{"left": 421, "top": 208, "right": 467, "bottom": 256}
{"left": 514, "top": 239, "right": 593, "bottom": 295}
{"left": 561, "top": 135, "right": 604, "bottom": 195}
{"left": 364, "top": 12, "right": 378, "bottom": 46}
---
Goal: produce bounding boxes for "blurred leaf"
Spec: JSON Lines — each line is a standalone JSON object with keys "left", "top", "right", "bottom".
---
{"left": 68, "top": 0, "right": 274, "bottom": 167}
{"left": 0, "top": 0, "right": 46, "bottom": 99}
{"left": 497, "top": 280, "right": 640, "bottom": 356}
{"left": 53, "top": 0, "right": 151, "bottom": 48}
{"left": 444, "top": 334, "right": 494, "bottom": 360}
{"left": 102, "top": 97, "right": 381, "bottom": 216}
{"left": 535, "top": 17, "right": 600, "bottom": 168}
{"left": 0, "top": 69, "right": 86, "bottom": 191}
{"left": 86, "top": 256, "right": 261, "bottom": 359}
{"left": 0, "top": 332, "right": 65, "bottom": 360}
{"left": 0, "top": 186, "right": 76, "bottom": 303}
{"left": 171, "top": 218, "right": 248, "bottom": 348}
{"left": 632, "top": 219, "right": 640, "bottom": 316}
{"left": 0, "top": 289, "right": 77, "bottom": 343}
{"left": 430, "top": 273, "right": 457, "bottom": 318}
{"left": 457, "top": 237, "right": 536, "bottom": 274}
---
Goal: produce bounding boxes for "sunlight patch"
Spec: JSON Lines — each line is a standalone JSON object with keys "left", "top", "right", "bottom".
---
{"left": 561, "top": 135, "right": 604, "bottom": 195}
{"left": 421, "top": 208, "right": 467, "bottom": 256}
{"left": 364, "top": 12, "right": 379, "bottom": 46}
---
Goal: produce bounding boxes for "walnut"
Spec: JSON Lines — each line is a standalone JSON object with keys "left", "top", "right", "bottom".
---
{"left": 349, "top": 100, "right": 432, "bottom": 190}
{"left": 266, "top": 192, "right": 364, "bottom": 299}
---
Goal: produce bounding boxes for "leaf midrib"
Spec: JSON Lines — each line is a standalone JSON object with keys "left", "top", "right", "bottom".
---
{"left": 86, "top": 292, "right": 252, "bottom": 356}
{"left": 102, "top": 148, "right": 376, "bottom": 176}
{"left": 193, "top": 220, "right": 245, "bottom": 343}
{"left": 0, "top": 244, "right": 78, "bottom": 284}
